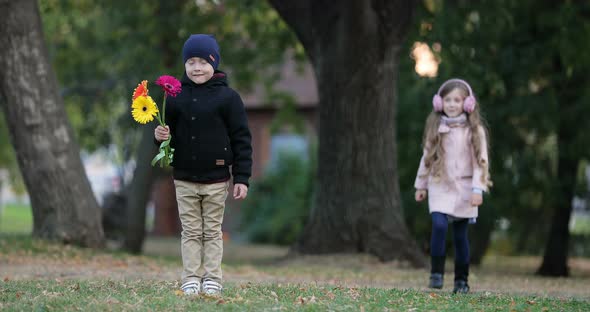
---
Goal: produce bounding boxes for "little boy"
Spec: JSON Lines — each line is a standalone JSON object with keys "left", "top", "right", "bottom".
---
{"left": 154, "top": 34, "right": 252, "bottom": 296}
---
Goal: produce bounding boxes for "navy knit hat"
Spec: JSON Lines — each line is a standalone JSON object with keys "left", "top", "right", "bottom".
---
{"left": 182, "top": 34, "right": 220, "bottom": 69}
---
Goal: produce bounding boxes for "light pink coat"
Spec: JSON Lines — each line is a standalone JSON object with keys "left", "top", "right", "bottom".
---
{"left": 414, "top": 123, "right": 489, "bottom": 218}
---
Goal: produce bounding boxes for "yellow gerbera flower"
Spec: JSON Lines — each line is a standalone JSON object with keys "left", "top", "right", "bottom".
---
{"left": 131, "top": 95, "right": 159, "bottom": 124}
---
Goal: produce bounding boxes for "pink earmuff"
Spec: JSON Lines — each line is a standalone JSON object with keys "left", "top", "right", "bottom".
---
{"left": 432, "top": 78, "right": 476, "bottom": 113}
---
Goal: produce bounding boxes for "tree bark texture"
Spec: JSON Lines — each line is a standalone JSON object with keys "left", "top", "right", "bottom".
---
{"left": 537, "top": 55, "right": 582, "bottom": 277}
{"left": 270, "top": 0, "right": 425, "bottom": 266}
{"left": 123, "top": 125, "right": 158, "bottom": 253}
{"left": 537, "top": 121, "right": 576, "bottom": 277}
{"left": 0, "top": 0, "right": 104, "bottom": 247}
{"left": 121, "top": 0, "right": 182, "bottom": 253}
{"left": 537, "top": 152, "right": 575, "bottom": 276}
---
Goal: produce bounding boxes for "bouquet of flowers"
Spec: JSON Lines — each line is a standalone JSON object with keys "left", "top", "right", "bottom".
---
{"left": 131, "top": 75, "right": 181, "bottom": 167}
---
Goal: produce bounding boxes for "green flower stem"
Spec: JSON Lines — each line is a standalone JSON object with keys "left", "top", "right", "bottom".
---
{"left": 154, "top": 114, "right": 164, "bottom": 127}
{"left": 162, "top": 94, "right": 167, "bottom": 126}
{"left": 151, "top": 94, "right": 174, "bottom": 167}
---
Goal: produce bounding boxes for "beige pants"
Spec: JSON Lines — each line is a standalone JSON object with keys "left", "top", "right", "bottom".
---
{"left": 174, "top": 180, "right": 229, "bottom": 284}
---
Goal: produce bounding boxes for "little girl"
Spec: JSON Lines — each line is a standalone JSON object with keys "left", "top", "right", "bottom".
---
{"left": 414, "top": 78, "right": 492, "bottom": 294}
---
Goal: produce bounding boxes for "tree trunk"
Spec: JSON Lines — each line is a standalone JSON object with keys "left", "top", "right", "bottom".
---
{"left": 121, "top": 0, "right": 181, "bottom": 253}
{"left": 270, "top": 0, "right": 425, "bottom": 266}
{"left": 537, "top": 56, "right": 579, "bottom": 277}
{"left": 536, "top": 155, "right": 575, "bottom": 277}
{"left": 152, "top": 176, "right": 180, "bottom": 236}
{"left": 122, "top": 125, "right": 159, "bottom": 253}
{"left": 0, "top": 0, "right": 104, "bottom": 247}
{"left": 537, "top": 131, "right": 576, "bottom": 277}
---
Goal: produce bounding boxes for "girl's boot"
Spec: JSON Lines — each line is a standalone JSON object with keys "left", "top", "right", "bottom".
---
{"left": 453, "top": 263, "right": 470, "bottom": 294}
{"left": 429, "top": 256, "right": 445, "bottom": 289}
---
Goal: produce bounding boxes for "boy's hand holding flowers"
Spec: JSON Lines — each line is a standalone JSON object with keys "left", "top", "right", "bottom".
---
{"left": 155, "top": 125, "right": 170, "bottom": 142}
{"left": 131, "top": 75, "right": 181, "bottom": 167}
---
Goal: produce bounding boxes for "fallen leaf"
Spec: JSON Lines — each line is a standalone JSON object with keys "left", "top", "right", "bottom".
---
{"left": 174, "top": 290, "right": 184, "bottom": 296}
{"left": 3, "top": 277, "right": 9, "bottom": 282}
{"left": 348, "top": 288, "right": 360, "bottom": 301}
{"left": 326, "top": 291, "right": 336, "bottom": 300}
{"left": 527, "top": 300, "right": 536, "bottom": 305}
{"left": 295, "top": 296, "right": 306, "bottom": 305}
{"left": 240, "top": 283, "right": 252, "bottom": 289}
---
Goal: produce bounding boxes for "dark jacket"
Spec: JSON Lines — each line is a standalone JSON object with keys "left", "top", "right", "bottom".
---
{"left": 156, "top": 71, "right": 252, "bottom": 186}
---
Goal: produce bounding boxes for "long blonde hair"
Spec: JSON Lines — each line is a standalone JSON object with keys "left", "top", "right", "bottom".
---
{"left": 420, "top": 82, "right": 492, "bottom": 187}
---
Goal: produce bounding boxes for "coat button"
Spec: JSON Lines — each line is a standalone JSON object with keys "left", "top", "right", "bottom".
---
{"left": 193, "top": 98, "right": 197, "bottom": 102}
{"left": 191, "top": 116, "right": 196, "bottom": 120}
{"left": 224, "top": 148, "right": 227, "bottom": 151}
{"left": 191, "top": 136, "right": 196, "bottom": 140}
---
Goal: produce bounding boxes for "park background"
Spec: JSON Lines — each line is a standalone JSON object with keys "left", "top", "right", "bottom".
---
{"left": 1, "top": 0, "right": 590, "bottom": 310}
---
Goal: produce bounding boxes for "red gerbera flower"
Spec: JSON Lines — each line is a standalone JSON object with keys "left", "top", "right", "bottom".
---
{"left": 132, "top": 80, "right": 148, "bottom": 100}
{"left": 155, "top": 75, "right": 182, "bottom": 97}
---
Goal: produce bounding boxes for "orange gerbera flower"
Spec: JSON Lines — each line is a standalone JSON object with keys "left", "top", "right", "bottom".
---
{"left": 132, "top": 80, "right": 149, "bottom": 100}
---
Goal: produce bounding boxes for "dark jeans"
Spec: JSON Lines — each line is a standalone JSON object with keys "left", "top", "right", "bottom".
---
{"left": 430, "top": 212, "right": 469, "bottom": 265}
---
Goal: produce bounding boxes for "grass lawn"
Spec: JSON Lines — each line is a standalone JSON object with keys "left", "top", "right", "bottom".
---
{"left": 4, "top": 279, "right": 588, "bottom": 311}
{"left": 2, "top": 235, "right": 590, "bottom": 311}
{"left": 0, "top": 204, "right": 31, "bottom": 234}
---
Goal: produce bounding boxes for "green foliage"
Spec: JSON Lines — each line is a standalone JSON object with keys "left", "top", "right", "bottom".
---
{"left": 0, "top": 111, "right": 13, "bottom": 165}
{"left": 35, "top": 0, "right": 301, "bottom": 158}
{"left": 240, "top": 152, "right": 315, "bottom": 245}
{"left": 0, "top": 112, "right": 25, "bottom": 194}
{"left": 0, "top": 0, "right": 305, "bottom": 203}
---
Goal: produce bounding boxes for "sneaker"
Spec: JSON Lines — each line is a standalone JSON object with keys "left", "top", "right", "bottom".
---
{"left": 202, "top": 279, "right": 223, "bottom": 296}
{"left": 453, "top": 280, "right": 470, "bottom": 294}
{"left": 181, "top": 281, "right": 200, "bottom": 295}
{"left": 429, "top": 273, "right": 444, "bottom": 289}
